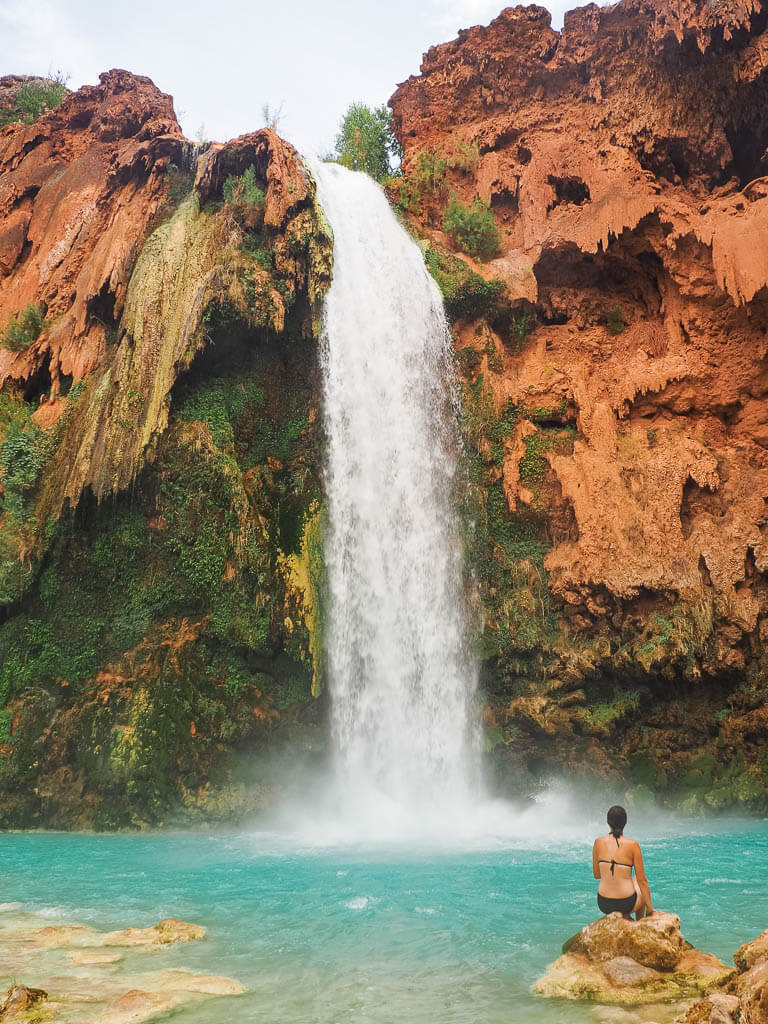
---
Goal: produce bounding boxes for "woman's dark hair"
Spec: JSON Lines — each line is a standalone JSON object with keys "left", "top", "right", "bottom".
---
{"left": 606, "top": 805, "right": 627, "bottom": 838}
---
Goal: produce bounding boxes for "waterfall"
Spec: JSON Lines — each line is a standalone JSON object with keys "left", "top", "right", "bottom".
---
{"left": 310, "top": 161, "right": 479, "bottom": 828}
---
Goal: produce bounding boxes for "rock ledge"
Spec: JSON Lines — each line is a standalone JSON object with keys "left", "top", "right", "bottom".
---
{"left": 534, "top": 913, "right": 734, "bottom": 1004}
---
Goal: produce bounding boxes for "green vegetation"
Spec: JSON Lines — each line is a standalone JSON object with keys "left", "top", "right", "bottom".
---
{"left": 0, "top": 303, "right": 46, "bottom": 352}
{"left": 0, "top": 74, "right": 68, "bottom": 128}
{"left": 448, "top": 139, "right": 480, "bottom": 176}
{"left": 223, "top": 164, "right": 266, "bottom": 210}
{"left": 0, "top": 320, "right": 325, "bottom": 827}
{"left": 424, "top": 247, "right": 505, "bottom": 322}
{"left": 166, "top": 162, "right": 194, "bottom": 205}
{"left": 331, "top": 103, "right": 402, "bottom": 182}
{"left": 606, "top": 304, "right": 626, "bottom": 335}
{"left": 444, "top": 194, "right": 501, "bottom": 261}
{"left": 391, "top": 148, "right": 448, "bottom": 216}
{"left": 457, "top": 375, "right": 555, "bottom": 664}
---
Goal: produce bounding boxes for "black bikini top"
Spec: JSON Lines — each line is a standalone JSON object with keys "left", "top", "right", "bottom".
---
{"left": 599, "top": 831, "right": 632, "bottom": 875}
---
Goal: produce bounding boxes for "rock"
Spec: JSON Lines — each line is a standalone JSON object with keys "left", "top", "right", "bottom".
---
{"left": 0, "top": 983, "right": 48, "bottom": 1018}
{"left": 387, "top": 0, "right": 768, "bottom": 741}
{"left": 69, "top": 950, "right": 122, "bottom": 965}
{"left": 564, "top": 913, "right": 687, "bottom": 971}
{"left": 535, "top": 914, "right": 734, "bottom": 1004}
{"left": 148, "top": 969, "right": 246, "bottom": 996}
{"left": 100, "top": 989, "right": 181, "bottom": 1024}
{"left": 735, "top": 930, "right": 768, "bottom": 972}
{"left": 33, "top": 924, "right": 99, "bottom": 947}
{"left": 100, "top": 918, "right": 205, "bottom": 947}
{"left": 736, "top": 957, "right": 768, "bottom": 1024}
{"left": 602, "top": 956, "right": 662, "bottom": 987}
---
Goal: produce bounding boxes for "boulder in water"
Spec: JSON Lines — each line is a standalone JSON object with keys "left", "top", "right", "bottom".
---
{"left": 100, "top": 918, "right": 206, "bottom": 947}
{"left": 0, "top": 984, "right": 48, "bottom": 1019}
{"left": 534, "top": 913, "right": 734, "bottom": 1004}
{"left": 679, "top": 928, "right": 768, "bottom": 1024}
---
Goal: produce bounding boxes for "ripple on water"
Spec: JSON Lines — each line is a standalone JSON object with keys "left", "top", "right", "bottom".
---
{"left": 0, "top": 823, "right": 765, "bottom": 1024}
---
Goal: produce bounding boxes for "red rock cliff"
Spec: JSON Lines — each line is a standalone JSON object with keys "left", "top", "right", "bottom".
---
{"left": 391, "top": 0, "right": 768, "bottom": 799}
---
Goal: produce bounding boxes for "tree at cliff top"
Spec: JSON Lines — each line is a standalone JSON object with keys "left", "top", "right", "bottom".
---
{"left": 330, "top": 103, "right": 402, "bottom": 182}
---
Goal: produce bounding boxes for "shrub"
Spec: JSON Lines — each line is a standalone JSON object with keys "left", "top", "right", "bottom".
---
{"left": 444, "top": 194, "right": 501, "bottom": 261}
{"left": 222, "top": 165, "right": 265, "bottom": 209}
{"left": 606, "top": 304, "right": 626, "bottom": 335}
{"left": 0, "top": 75, "right": 68, "bottom": 128}
{"left": 448, "top": 139, "right": 480, "bottom": 176}
{"left": 424, "top": 247, "right": 505, "bottom": 321}
{"left": 412, "top": 148, "right": 448, "bottom": 196}
{"left": 331, "top": 103, "right": 402, "bottom": 181}
{"left": 166, "top": 162, "right": 194, "bottom": 204}
{"left": 0, "top": 304, "right": 46, "bottom": 352}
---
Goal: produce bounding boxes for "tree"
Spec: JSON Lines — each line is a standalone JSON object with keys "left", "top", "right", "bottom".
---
{"left": 331, "top": 103, "right": 402, "bottom": 181}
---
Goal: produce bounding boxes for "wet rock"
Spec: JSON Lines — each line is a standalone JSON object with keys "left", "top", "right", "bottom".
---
{"left": 100, "top": 918, "right": 205, "bottom": 947}
{"left": 33, "top": 924, "right": 100, "bottom": 947}
{"left": 680, "top": 927, "right": 768, "bottom": 1024}
{"left": 535, "top": 913, "right": 734, "bottom": 1004}
{"left": 69, "top": 951, "right": 122, "bottom": 966}
{"left": 0, "top": 983, "right": 48, "bottom": 1018}
{"left": 100, "top": 989, "right": 181, "bottom": 1024}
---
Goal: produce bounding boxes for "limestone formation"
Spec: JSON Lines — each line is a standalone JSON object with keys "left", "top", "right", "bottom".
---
{"left": 680, "top": 928, "right": 768, "bottom": 1024}
{"left": 390, "top": 0, "right": 768, "bottom": 806}
{"left": 534, "top": 913, "right": 734, "bottom": 1003}
{"left": 0, "top": 907, "right": 244, "bottom": 1023}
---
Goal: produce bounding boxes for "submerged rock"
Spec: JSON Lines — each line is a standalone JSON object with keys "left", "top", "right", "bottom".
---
{"left": 33, "top": 918, "right": 204, "bottom": 949}
{"left": 534, "top": 913, "right": 734, "bottom": 1004}
{"left": 100, "top": 989, "right": 181, "bottom": 1024}
{"left": 100, "top": 918, "right": 206, "bottom": 947}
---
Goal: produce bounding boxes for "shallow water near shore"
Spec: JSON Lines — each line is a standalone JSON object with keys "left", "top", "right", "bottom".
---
{"left": 1, "top": 818, "right": 766, "bottom": 1023}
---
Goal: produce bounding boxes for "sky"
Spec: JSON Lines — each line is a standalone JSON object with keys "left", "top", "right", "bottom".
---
{"left": 1, "top": 0, "right": 575, "bottom": 157}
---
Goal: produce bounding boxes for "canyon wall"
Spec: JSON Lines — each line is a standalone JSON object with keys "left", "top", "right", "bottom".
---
{"left": 0, "top": 72, "right": 332, "bottom": 827}
{"left": 389, "top": 0, "right": 768, "bottom": 810}
{"left": 1, "top": 0, "right": 768, "bottom": 827}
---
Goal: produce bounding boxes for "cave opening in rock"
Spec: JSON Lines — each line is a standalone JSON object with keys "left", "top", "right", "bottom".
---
{"left": 546, "top": 174, "right": 590, "bottom": 210}
{"left": 86, "top": 280, "right": 118, "bottom": 327}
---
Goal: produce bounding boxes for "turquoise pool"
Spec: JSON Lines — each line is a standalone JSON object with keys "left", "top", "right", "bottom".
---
{"left": 1, "top": 815, "right": 765, "bottom": 1022}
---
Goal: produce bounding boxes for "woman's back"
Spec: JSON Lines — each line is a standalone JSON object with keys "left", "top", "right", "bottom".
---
{"left": 593, "top": 834, "right": 637, "bottom": 899}
{"left": 592, "top": 805, "right": 655, "bottom": 920}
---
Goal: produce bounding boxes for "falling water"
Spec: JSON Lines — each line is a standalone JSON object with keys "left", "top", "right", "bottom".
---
{"left": 310, "top": 161, "right": 479, "bottom": 828}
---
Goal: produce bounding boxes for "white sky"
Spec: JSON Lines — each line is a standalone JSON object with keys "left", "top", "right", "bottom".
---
{"left": 0, "top": 0, "right": 576, "bottom": 157}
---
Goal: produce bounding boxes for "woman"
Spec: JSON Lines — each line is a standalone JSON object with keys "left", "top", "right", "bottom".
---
{"left": 592, "top": 805, "right": 654, "bottom": 920}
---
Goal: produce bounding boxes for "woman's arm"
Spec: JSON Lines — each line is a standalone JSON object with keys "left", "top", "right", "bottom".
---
{"left": 592, "top": 839, "right": 601, "bottom": 880}
{"left": 633, "top": 843, "right": 654, "bottom": 915}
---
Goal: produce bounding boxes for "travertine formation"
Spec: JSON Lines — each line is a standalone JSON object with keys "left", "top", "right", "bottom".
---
{"left": 391, "top": 0, "right": 768, "bottom": 803}
{"left": 534, "top": 912, "right": 733, "bottom": 1004}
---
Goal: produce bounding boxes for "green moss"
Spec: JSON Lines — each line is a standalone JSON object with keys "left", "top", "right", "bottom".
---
{"left": 458, "top": 377, "right": 555, "bottom": 664}
{"left": 519, "top": 426, "right": 575, "bottom": 484}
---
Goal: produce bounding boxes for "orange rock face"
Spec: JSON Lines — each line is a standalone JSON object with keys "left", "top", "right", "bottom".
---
{"left": 390, "top": 0, "right": 768, "bottom": 683}
{"left": 0, "top": 69, "right": 185, "bottom": 394}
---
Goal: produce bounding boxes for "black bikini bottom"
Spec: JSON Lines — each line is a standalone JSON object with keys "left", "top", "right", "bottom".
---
{"left": 597, "top": 891, "right": 637, "bottom": 915}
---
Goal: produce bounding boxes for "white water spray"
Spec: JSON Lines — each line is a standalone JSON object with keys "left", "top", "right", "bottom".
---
{"left": 309, "top": 161, "right": 479, "bottom": 830}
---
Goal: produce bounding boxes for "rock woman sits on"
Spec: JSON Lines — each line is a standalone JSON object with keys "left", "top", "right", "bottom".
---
{"left": 592, "top": 805, "right": 655, "bottom": 920}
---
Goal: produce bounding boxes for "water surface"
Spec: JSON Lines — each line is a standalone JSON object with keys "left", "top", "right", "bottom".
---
{"left": 2, "top": 818, "right": 765, "bottom": 1023}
